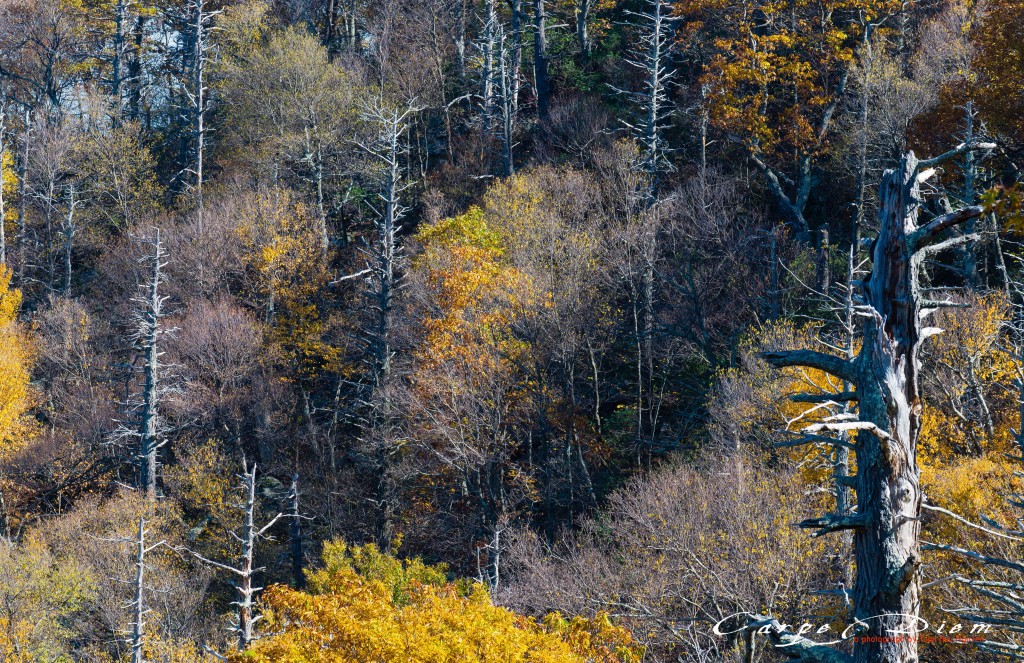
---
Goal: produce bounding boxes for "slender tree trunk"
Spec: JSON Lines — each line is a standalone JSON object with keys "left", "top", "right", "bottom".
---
{"left": 507, "top": 0, "right": 523, "bottom": 114}
{"left": 454, "top": 0, "right": 467, "bottom": 79}
{"left": 16, "top": 111, "right": 29, "bottom": 284}
{"left": 532, "top": 0, "right": 550, "bottom": 123}
{"left": 0, "top": 110, "right": 7, "bottom": 266}
{"left": 62, "top": 184, "right": 75, "bottom": 294}
{"left": 138, "top": 231, "right": 165, "bottom": 499}
{"left": 111, "top": 0, "right": 128, "bottom": 125}
{"left": 131, "top": 517, "right": 148, "bottom": 663}
{"left": 127, "top": 16, "right": 146, "bottom": 122}
{"left": 289, "top": 474, "right": 306, "bottom": 589}
{"left": 237, "top": 464, "right": 259, "bottom": 650}
{"left": 481, "top": 0, "right": 496, "bottom": 148}
{"left": 962, "top": 101, "right": 978, "bottom": 288}
{"left": 576, "top": 0, "right": 592, "bottom": 62}
{"left": 190, "top": 0, "right": 209, "bottom": 219}
{"left": 498, "top": 32, "right": 515, "bottom": 177}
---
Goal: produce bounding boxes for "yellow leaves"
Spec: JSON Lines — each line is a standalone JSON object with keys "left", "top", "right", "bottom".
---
{"left": 983, "top": 183, "right": 1024, "bottom": 234}
{"left": 0, "top": 533, "right": 95, "bottom": 662}
{"left": 235, "top": 190, "right": 337, "bottom": 378}
{"left": 1, "top": 149, "right": 16, "bottom": 225}
{"left": 971, "top": 0, "right": 1024, "bottom": 138}
{"left": 920, "top": 291, "right": 1018, "bottom": 462}
{"left": 0, "top": 267, "right": 36, "bottom": 458}
{"left": 162, "top": 440, "right": 238, "bottom": 544}
{"left": 683, "top": 0, "right": 898, "bottom": 157}
{"left": 416, "top": 206, "right": 504, "bottom": 257}
{"left": 0, "top": 265, "right": 21, "bottom": 324}
{"left": 232, "top": 540, "right": 641, "bottom": 663}
{"left": 413, "top": 206, "right": 537, "bottom": 372}
{"left": 922, "top": 455, "right": 1022, "bottom": 538}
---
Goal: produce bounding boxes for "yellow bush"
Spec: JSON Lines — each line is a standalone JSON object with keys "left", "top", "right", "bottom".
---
{"left": 232, "top": 541, "right": 641, "bottom": 663}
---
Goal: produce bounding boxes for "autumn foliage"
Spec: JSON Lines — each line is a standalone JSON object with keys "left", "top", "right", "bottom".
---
{"left": 233, "top": 541, "right": 641, "bottom": 663}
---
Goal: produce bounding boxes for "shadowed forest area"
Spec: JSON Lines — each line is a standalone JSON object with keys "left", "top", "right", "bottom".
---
{"left": 1, "top": 0, "right": 1024, "bottom": 660}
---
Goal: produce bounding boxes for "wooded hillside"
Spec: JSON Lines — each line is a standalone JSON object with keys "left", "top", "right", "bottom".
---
{"left": 1, "top": 0, "right": 1023, "bottom": 660}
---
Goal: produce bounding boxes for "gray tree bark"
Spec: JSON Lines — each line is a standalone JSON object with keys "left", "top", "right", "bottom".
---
{"left": 180, "top": 463, "right": 282, "bottom": 652}
{"left": 575, "top": 0, "right": 592, "bottom": 62}
{"left": 764, "top": 148, "right": 989, "bottom": 663}
{"left": 129, "top": 516, "right": 163, "bottom": 663}
{"left": 136, "top": 230, "right": 167, "bottom": 499}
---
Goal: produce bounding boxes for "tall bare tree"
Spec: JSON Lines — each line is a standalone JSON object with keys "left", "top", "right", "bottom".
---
{"left": 180, "top": 462, "right": 282, "bottom": 651}
{"left": 345, "top": 99, "right": 418, "bottom": 547}
{"left": 618, "top": 0, "right": 675, "bottom": 203}
{"left": 118, "top": 230, "right": 170, "bottom": 499}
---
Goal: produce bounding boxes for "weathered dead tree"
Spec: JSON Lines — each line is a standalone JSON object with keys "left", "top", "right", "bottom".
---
{"left": 288, "top": 473, "right": 306, "bottom": 590}
{"left": 129, "top": 516, "right": 164, "bottom": 663}
{"left": 342, "top": 99, "right": 418, "bottom": 549}
{"left": 180, "top": 462, "right": 282, "bottom": 651}
{"left": 117, "top": 230, "right": 171, "bottom": 498}
{"left": 180, "top": 0, "right": 220, "bottom": 217}
{"left": 617, "top": 0, "right": 675, "bottom": 203}
{"left": 532, "top": 0, "right": 550, "bottom": 122}
{"left": 762, "top": 144, "right": 993, "bottom": 663}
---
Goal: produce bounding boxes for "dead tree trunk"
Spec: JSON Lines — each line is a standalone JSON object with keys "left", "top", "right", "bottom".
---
{"left": 960, "top": 101, "right": 980, "bottom": 288}
{"left": 185, "top": 0, "right": 218, "bottom": 220}
{"left": 133, "top": 230, "right": 168, "bottom": 499}
{"left": 622, "top": 0, "right": 675, "bottom": 203}
{"left": 16, "top": 111, "right": 29, "bottom": 284}
{"left": 497, "top": 29, "right": 516, "bottom": 177}
{"left": 181, "top": 463, "right": 281, "bottom": 652}
{"left": 288, "top": 473, "right": 306, "bottom": 590}
{"left": 347, "top": 101, "right": 418, "bottom": 549}
{"left": 575, "top": 0, "right": 592, "bottom": 62}
{"left": 763, "top": 146, "right": 991, "bottom": 663}
{"left": 62, "top": 183, "right": 77, "bottom": 294}
{"left": 111, "top": 0, "right": 129, "bottom": 125}
{"left": 129, "top": 516, "right": 164, "bottom": 663}
{"left": 480, "top": 0, "right": 497, "bottom": 147}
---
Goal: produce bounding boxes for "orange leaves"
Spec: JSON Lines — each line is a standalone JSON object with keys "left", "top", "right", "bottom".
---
{"left": 413, "top": 206, "right": 536, "bottom": 373}
{"left": 682, "top": 0, "right": 896, "bottom": 158}
{"left": 231, "top": 540, "right": 641, "bottom": 663}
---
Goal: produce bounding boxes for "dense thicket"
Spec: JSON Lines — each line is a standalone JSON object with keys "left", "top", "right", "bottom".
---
{"left": 1, "top": 0, "right": 1023, "bottom": 659}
